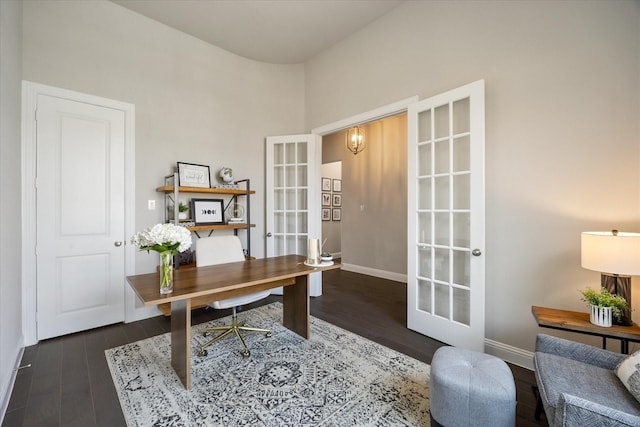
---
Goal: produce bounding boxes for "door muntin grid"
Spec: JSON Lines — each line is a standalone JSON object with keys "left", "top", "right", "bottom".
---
{"left": 273, "top": 141, "right": 309, "bottom": 256}
{"left": 416, "top": 97, "right": 471, "bottom": 326}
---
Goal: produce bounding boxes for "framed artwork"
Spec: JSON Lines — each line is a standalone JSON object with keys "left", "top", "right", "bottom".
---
{"left": 332, "top": 208, "right": 341, "bottom": 221}
{"left": 322, "top": 193, "right": 331, "bottom": 206}
{"left": 322, "top": 177, "right": 332, "bottom": 191}
{"left": 322, "top": 208, "right": 331, "bottom": 221}
{"left": 332, "top": 179, "right": 342, "bottom": 192}
{"left": 332, "top": 194, "right": 342, "bottom": 207}
{"left": 191, "top": 198, "right": 225, "bottom": 225}
{"left": 178, "top": 162, "right": 211, "bottom": 188}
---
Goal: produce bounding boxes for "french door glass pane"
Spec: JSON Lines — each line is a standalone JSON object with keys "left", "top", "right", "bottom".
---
{"left": 453, "top": 97, "right": 470, "bottom": 134}
{"left": 286, "top": 190, "right": 296, "bottom": 210}
{"left": 434, "top": 213, "right": 449, "bottom": 246}
{"left": 298, "top": 189, "right": 308, "bottom": 210}
{"left": 274, "top": 144, "right": 284, "bottom": 164}
{"left": 434, "top": 176, "right": 449, "bottom": 209}
{"left": 418, "top": 178, "right": 431, "bottom": 210}
{"left": 453, "top": 250, "right": 470, "bottom": 286}
{"left": 418, "top": 143, "right": 431, "bottom": 176}
{"left": 453, "top": 174, "right": 470, "bottom": 209}
{"left": 418, "top": 246, "right": 431, "bottom": 279}
{"left": 434, "top": 105, "right": 450, "bottom": 139}
{"left": 297, "top": 165, "right": 307, "bottom": 187}
{"left": 275, "top": 212, "right": 284, "bottom": 233}
{"left": 452, "top": 287, "right": 470, "bottom": 325}
{"left": 275, "top": 236, "right": 284, "bottom": 255}
{"left": 274, "top": 189, "right": 284, "bottom": 210}
{"left": 434, "top": 283, "right": 450, "bottom": 318}
{"left": 434, "top": 140, "right": 449, "bottom": 174}
{"left": 434, "top": 247, "right": 449, "bottom": 282}
{"left": 418, "top": 212, "right": 431, "bottom": 244}
{"left": 453, "top": 212, "right": 470, "bottom": 247}
{"left": 274, "top": 166, "right": 284, "bottom": 187}
{"left": 285, "top": 166, "right": 296, "bottom": 187}
{"left": 297, "top": 142, "right": 307, "bottom": 163}
{"left": 418, "top": 279, "right": 432, "bottom": 313}
{"left": 285, "top": 143, "right": 296, "bottom": 163}
{"left": 453, "top": 136, "right": 470, "bottom": 172}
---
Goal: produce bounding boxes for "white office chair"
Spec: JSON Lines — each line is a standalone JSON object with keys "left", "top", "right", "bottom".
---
{"left": 195, "top": 235, "right": 271, "bottom": 357}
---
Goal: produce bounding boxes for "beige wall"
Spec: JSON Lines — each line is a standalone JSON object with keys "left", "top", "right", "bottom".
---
{"left": 0, "top": 0, "right": 23, "bottom": 413}
{"left": 321, "top": 161, "right": 342, "bottom": 255}
{"left": 323, "top": 114, "right": 408, "bottom": 276}
{"left": 22, "top": 0, "right": 306, "bottom": 273}
{"left": 305, "top": 0, "right": 640, "bottom": 353}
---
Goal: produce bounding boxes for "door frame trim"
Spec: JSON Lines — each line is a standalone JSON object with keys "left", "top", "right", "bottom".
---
{"left": 21, "top": 81, "right": 136, "bottom": 345}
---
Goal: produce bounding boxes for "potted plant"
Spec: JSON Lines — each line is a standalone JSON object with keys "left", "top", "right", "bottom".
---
{"left": 579, "top": 287, "right": 628, "bottom": 327}
{"left": 178, "top": 201, "right": 189, "bottom": 220}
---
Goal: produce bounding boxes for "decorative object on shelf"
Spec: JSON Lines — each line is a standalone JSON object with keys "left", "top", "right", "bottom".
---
{"left": 321, "top": 253, "right": 333, "bottom": 262}
{"left": 307, "top": 238, "right": 320, "bottom": 265}
{"left": 177, "top": 162, "right": 211, "bottom": 188}
{"left": 192, "top": 198, "right": 225, "bottom": 225}
{"left": 332, "top": 178, "right": 342, "bottom": 192}
{"left": 178, "top": 201, "right": 189, "bottom": 220}
{"left": 346, "top": 125, "right": 366, "bottom": 155}
{"left": 130, "top": 223, "right": 192, "bottom": 294}
{"left": 582, "top": 230, "right": 640, "bottom": 326}
{"left": 322, "top": 177, "right": 331, "bottom": 191}
{"left": 219, "top": 167, "right": 234, "bottom": 183}
{"left": 332, "top": 208, "right": 341, "bottom": 221}
{"left": 226, "top": 203, "right": 245, "bottom": 224}
{"left": 579, "top": 286, "right": 629, "bottom": 327}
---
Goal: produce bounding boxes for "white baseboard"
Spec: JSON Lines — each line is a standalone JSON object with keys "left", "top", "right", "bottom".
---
{"left": 1, "top": 344, "right": 25, "bottom": 423}
{"left": 340, "top": 263, "right": 407, "bottom": 283}
{"left": 485, "top": 338, "right": 534, "bottom": 370}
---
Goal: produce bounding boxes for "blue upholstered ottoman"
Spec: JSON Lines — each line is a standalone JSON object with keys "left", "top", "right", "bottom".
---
{"left": 430, "top": 346, "right": 516, "bottom": 427}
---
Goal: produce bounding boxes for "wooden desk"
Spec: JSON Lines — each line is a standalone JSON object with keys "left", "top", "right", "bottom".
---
{"left": 127, "top": 255, "right": 340, "bottom": 389}
{"left": 532, "top": 305, "right": 640, "bottom": 354}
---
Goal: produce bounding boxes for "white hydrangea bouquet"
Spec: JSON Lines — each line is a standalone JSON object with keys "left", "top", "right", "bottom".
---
{"left": 131, "top": 223, "right": 192, "bottom": 294}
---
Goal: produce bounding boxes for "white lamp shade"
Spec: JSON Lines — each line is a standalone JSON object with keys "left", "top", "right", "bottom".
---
{"left": 581, "top": 231, "right": 640, "bottom": 276}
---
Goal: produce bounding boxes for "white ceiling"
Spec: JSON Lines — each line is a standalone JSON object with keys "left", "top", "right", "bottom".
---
{"left": 111, "top": 0, "right": 403, "bottom": 64}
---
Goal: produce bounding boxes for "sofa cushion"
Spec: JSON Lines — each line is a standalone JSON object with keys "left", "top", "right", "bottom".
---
{"left": 616, "top": 350, "right": 640, "bottom": 403}
{"left": 535, "top": 352, "right": 640, "bottom": 422}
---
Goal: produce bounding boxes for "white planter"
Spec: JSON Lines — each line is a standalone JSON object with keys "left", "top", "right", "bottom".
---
{"left": 590, "top": 305, "right": 612, "bottom": 327}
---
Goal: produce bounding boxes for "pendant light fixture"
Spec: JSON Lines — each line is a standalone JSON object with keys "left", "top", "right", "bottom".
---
{"left": 346, "top": 125, "right": 366, "bottom": 155}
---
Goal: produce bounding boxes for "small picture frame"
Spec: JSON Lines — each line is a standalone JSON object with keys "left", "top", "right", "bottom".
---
{"left": 332, "top": 179, "right": 342, "bottom": 192}
{"left": 332, "top": 208, "right": 341, "bottom": 221}
{"left": 322, "top": 193, "right": 331, "bottom": 206}
{"left": 322, "top": 178, "right": 331, "bottom": 191}
{"left": 322, "top": 208, "right": 331, "bottom": 221}
{"left": 191, "top": 198, "right": 225, "bottom": 225}
{"left": 177, "top": 162, "right": 211, "bottom": 188}
{"left": 332, "top": 194, "right": 342, "bottom": 207}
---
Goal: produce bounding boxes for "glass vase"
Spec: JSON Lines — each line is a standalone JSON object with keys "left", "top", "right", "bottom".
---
{"left": 159, "top": 251, "right": 174, "bottom": 294}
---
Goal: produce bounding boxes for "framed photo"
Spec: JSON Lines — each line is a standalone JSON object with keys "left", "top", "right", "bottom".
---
{"left": 322, "top": 193, "right": 331, "bottom": 206}
{"left": 322, "top": 178, "right": 331, "bottom": 191}
{"left": 177, "top": 162, "right": 211, "bottom": 188}
{"left": 332, "top": 194, "right": 342, "bottom": 207}
{"left": 332, "top": 208, "right": 341, "bottom": 221}
{"left": 191, "top": 198, "right": 225, "bottom": 225}
{"left": 322, "top": 208, "right": 331, "bottom": 221}
{"left": 332, "top": 179, "right": 342, "bottom": 192}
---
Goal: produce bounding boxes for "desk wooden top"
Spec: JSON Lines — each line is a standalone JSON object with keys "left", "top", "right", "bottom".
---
{"left": 532, "top": 305, "right": 640, "bottom": 341}
{"left": 127, "top": 254, "right": 340, "bottom": 306}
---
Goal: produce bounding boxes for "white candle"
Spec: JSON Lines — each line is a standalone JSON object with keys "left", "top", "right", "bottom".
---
{"left": 309, "top": 238, "right": 319, "bottom": 262}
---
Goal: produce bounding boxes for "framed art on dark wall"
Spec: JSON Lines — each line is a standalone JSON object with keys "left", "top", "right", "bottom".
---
{"left": 332, "top": 179, "right": 342, "bottom": 192}
{"left": 322, "top": 178, "right": 331, "bottom": 191}
{"left": 322, "top": 208, "right": 331, "bottom": 221}
{"left": 177, "top": 162, "right": 211, "bottom": 188}
{"left": 332, "top": 208, "right": 341, "bottom": 221}
{"left": 192, "top": 198, "right": 225, "bottom": 225}
{"left": 332, "top": 194, "right": 342, "bottom": 207}
{"left": 322, "top": 193, "right": 331, "bottom": 206}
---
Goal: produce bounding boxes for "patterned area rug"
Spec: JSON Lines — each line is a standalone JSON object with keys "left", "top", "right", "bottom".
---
{"left": 105, "top": 302, "right": 430, "bottom": 426}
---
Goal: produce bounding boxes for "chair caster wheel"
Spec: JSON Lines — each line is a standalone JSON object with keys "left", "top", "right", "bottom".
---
{"left": 203, "top": 331, "right": 211, "bottom": 337}
{"left": 266, "top": 332, "right": 272, "bottom": 338}
{"left": 242, "top": 350, "right": 250, "bottom": 358}
{"left": 198, "top": 348, "right": 208, "bottom": 357}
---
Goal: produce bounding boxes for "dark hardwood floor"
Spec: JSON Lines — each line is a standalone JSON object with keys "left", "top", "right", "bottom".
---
{"left": 3, "top": 268, "right": 547, "bottom": 427}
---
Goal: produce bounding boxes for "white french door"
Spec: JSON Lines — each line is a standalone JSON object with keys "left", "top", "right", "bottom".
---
{"left": 265, "top": 134, "right": 322, "bottom": 296}
{"left": 407, "top": 80, "right": 485, "bottom": 351}
{"left": 35, "top": 94, "right": 127, "bottom": 340}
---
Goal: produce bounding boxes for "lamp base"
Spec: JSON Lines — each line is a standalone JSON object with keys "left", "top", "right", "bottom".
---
{"left": 601, "top": 274, "right": 633, "bottom": 326}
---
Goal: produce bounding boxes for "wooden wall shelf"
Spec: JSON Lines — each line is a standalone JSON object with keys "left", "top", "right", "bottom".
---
{"left": 156, "top": 185, "right": 255, "bottom": 195}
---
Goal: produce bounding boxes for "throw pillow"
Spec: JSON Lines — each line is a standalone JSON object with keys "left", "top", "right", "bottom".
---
{"left": 615, "top": 349, "right": 640, "bottom": 402}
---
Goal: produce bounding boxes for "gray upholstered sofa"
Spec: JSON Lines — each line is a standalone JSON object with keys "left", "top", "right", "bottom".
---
{"left": 533, "top": 333, "right": 640, "bottom": 426}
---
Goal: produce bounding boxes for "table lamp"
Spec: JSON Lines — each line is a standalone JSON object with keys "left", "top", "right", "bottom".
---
{"left": 581, "top": 230, "right": 640, "bottom": 326}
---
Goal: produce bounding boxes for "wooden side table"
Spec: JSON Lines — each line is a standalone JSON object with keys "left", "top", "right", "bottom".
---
{"left": 532, "top": 305, "right": 640, "bottom": 354}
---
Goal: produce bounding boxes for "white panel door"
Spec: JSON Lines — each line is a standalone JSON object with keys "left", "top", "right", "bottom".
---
{"left": 36, "top": 94, "right": 126, "bottom": 340}
{"left": 266, "top": 134, "right": 322, "bottom": 296}
{"left": 407, "top": 80, "right": 485, "bottom": 351}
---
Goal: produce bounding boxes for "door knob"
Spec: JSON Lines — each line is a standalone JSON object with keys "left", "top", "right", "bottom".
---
{"left": 114, "top": 241, "right": 123, "bottom": 247}
{"left": 471, "top": 248, "right": 481, "bottom": 256}
{"left": 266, "top": 232, "right": 273, "bottom": 237}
